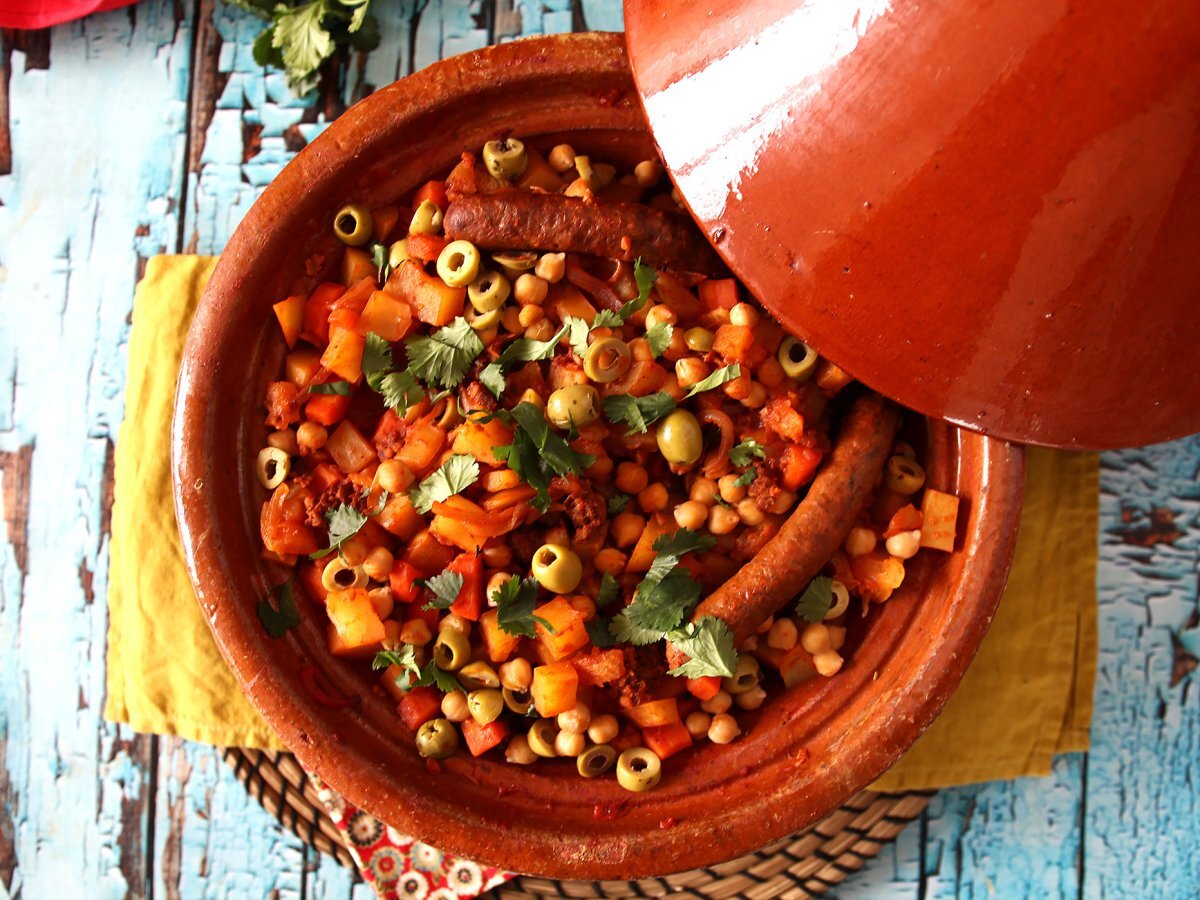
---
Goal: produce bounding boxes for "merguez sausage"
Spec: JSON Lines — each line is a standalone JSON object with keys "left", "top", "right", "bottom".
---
{"left": 443, "top": 193, "right": 728, "bottom": 276}
{"left": 667, "top": 392, "right": 901, "bottom": 667}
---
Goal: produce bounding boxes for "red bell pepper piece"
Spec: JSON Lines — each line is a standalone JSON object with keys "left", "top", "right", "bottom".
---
{"left": 685, "top": 676, "right": 721, "bottom": 702}
{"left": 304, "top": 392, "right": 352, "bottom": 426}
{"left": 389, "top": 560, "right": 424, "bottom": 605}
{"left": 399, "top": 687, "right": 442, "bottom": 731}
{"left": 302, "top": 282, "right": 345, "bottom": 345}
{"left": 461, "top": 718, "right": 510, "bottom": 757}
{"left": 698, "top": 278, "right": 739, "bottom": 310}
{"left": 412, "top": 180, "right": 449, "bottom": 213}
{"left": 447, "top": 551, "right": 485, "bottom": 621}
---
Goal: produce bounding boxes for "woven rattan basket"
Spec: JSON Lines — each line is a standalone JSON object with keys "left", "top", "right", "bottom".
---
{"left": 224, "top": 748, "right": 931, "bottom": 896}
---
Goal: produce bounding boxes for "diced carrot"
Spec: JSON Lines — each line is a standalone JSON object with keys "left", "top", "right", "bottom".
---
{"left": 572, "top": 648, "right": 626, "bottom": 687}
{"left": 481, "top": 468, "right": 522, "bottom": 492}
{"left": 451, "top": 415, "right": 515, "bottom": 466}
{"left": 698, "top": 278, "right": 739, "bottom": 310}
{"left": 260, "top": 483, "right": 318, "bottom": 555}
{"left": 371, "top": 204, "right": 400, "bottom": 243}
{"left": 515, "top": 145, "right": 562, "bottom": 191}
{"left": 302, "top": 282, "right": 344, "bottom": 345}
{"left": 405, "top": 232, "right": 449, "bottom": 264}
{"left": 273, "top": 294, "right": 306, "bottom": 348}
{"left": 407, "top": 604, "right": 441, "bottom": 632}
{"left": 341, "top": 247, "right": 375, "bottom": 286}
{"left": 757, "top": 643, "right": 819, "bottom": 688}
{"left": 642, "top": 723, "right": 693, "bottom": 760}
{"left": 534, "top": 597, "right": 589, "bottom": 661}
{"left": 712, "top": 324, "right": 755, "bottom": 363}
{"left": 652, "top": 272, "right": 705, "bottom": 320}
{"left": 394, "top": 417, "right": 445, "bottom": 474}
{"left": 320, "top": 326, "right": 366, "bottom": 383}
{"left": 626, "top": 514, "right": 673, "bottom": 573}
{"left": 305, "top": 392, "right": 352, "bottom": 426}
{"left": 447, "top": 551, "right": 485, "bottom": 621}
{"left": 531, "top": 660, "right": 579, "bottom": 717}
{"left": 355, "top": 290, "right": 413, "bottom": 341}
{"left": 479, "top": 608, "right": 522, "bottom": 663}
{"left": 376, "top": 495, "right": 422, "bottom": 542}
{"left": 380, "top": 664, "right": 411, "bottom": 703}
{"left": 326, "top": 420, "right": 377, "bottom": 473}
{"left": 412, "top": 180, "right": 449, "bottom": 213}
{"left": 404, "top": 529, "right": 458, "bottom": 576}
{"left": 285, "top": 348, "right": 322, "bottom": 387}
{"left": 308, "top": 463, "right": 341, "bottom": 494}
{"left": 685, "top": 676, "right": 721, "bottom": 701}
{"left": 850, "top": 549, "right": 907, "bottom": 602}
{"left": 265, "top": 381, "right": 302, "bottom": 430}
{"left": 920, "top": 489, "right": 960, "bottom": 552}
{"left": 325, "top": 588, "right": 386, "bottom": 656}
{"left": 481, "top": 485, "right": 537, "bottom": 511}
{"left": 326, "top": 307, "right": 358, "bottom": 333}
{"left": 548, "top": 282, "right": 597, "bottom": 325}
{"left": 461, "top": 718, "right": 510, "bottom": 757}
{"left": 389, "top": 560, "right": 424, "bottom": 604}
{"left": 780, "top": 444, "right": 822, "bottom": 490}
{"left": 297, "top": 561, "right": 328, "bottom": 606}
{"left": 430, "top": 501, "right": 528, "bottom": 552}
{"left": 885, "top": 504, "right": 924, "bottom": 538}
{"left": 331, "top": 275, "right": 377, "bottom": 318}
{"left": 385, "top": 260, "right": 466, "bottom": 327}
{"left": 626, "top": 698, "right": 681, "bottom": 728}
{"left": 399, "top": 686, "right": 443, "bottom": 731}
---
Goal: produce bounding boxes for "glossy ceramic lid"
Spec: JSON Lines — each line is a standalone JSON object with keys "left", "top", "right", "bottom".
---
{"left": 624, "top": 0, "right": 1200, "bottom": 450}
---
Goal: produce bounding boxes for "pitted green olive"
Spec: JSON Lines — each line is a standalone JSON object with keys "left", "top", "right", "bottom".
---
{"left": 432, "top": 629, "right": 470, "bottom": 671}
{"left": 482, "top": 138, "right": 528, "bottom": 180}
{"left": 656, "top": 409, "right": 703, "bottom": 466}
{"left": 527, "top": 719, "right": 559, "bottom": 758}
{"left": 778, "top": 336, "right": 819, "bottom": 382}
{"left": 577, "top": 744, "right": 617, "bottom": 778}
{"left": 333, "top": 204, "right": 373, "bottom": 246}
{"left": 616, "top": 747, "right": 662, "bottom": 792}
{"left": 884, "top": 455, "right": 926, "bottom": 494}
{"left": 320, "top": 557, "right": 367, "bottom": 592}
{"left": 457, "top": 661, "right": 499, "bottom": 690}
{"left": 503, "top": 687, "right": 535, "bottom": 716}
{"left": 415, "top": 718, "right": 458, "bottom": 759}
{"left": 531, "top": 543, "right": 583, "bottom": 594}
{"left": 582, "top": 337, "right": 632, "bottom": 384}
{"left": 721, "top": 654, "right": 761, "bottom": 695}
{"left": 467, "top": 270, "right": 511, "bottom": 313}
{"left": 436, "top": 240, "right": 481, "bottom": 288}
{"left": 546, "top": 385, "right": 600, "bottom": 430}
{"left": 467, "top": 689, "right": 504, "bottom": 725}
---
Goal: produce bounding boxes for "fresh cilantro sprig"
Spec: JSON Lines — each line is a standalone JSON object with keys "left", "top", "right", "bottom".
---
{"left": 491, "top": 575, "right": 554, "bottom": 638}
{"left": 372, "top": 645, "right": 466, "bottom": 693}
{"left": 309, "top": 381, "right": 352, "bottom": 395}
{"left": 610, "top": 529, "right": 717, "bottom": 641}
{"left": 372, "top": 643, "right": 420, "bottom": 676}
{"left": 479, "top": 324, "right": 568, "bottom": 398}
{"left": 645, "top": 322, "right": 673, "bottom": 358}
{"left": 256, "top": 581, "right": 300, "bottom": 637}
{"left": 370, "top": 242, "right": 392, "bottom": 282}
{"left": 408, "top": 454, "right": 480, "bottom": 514}
{"left": 420, "top": 570, "right": 465, "bottom": 611}
{"left": 795, "top": 576, "right": 834, "bottom": 623}
{"left": 562, "top": 259, "right": 659, "bottom": 357}
{"left": 667, "top": 617, "right": 738, "bottom": 678}
{"left": 685, "top": 363, "right": 741, "bottom": 399}
{"left": 405, "top": 317, "right": 485, "bottom": 390}
{"left": 378, "top": 370, "right": 424, "bottom": 416}
{"left": 361, "top": 332, "right": 393, "bottom": 390}
{"left": 309, "top": 495, "right": 385, "bottom": 559}
{"left": 607, "top": 493, "right": 631, "bottom": 515}
{"left": 734, "top": 467, "right": 759, "bottom": 489}
{"left": 488, "top": 402, "right": 595, "bottom": 510}
{"left": 602, "top": 392, "right": 676, "bottom": 436}
{"left": 729, "top": 439, "right": 766, "bottom": 468}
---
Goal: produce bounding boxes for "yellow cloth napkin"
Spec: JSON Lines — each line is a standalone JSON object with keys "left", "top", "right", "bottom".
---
{"left": 105, "top": 255, "right": 1099, "bottom": 786}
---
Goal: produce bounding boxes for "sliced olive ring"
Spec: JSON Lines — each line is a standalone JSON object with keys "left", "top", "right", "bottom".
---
{"left": 467, "top": 689, "right": 504, "bottom": 725}
{"left": 583, "top": 336, "right": 632, "bottom": 384}
{"left": 884, "top": 455, "right": 926, "bottom": 494}
{"left": 436, "top": 239, "right": 481, "bottom": 288}
{"left": 778, "top": 336, "right": 819, "bottom": 382}
{"left": 320, "top": 558, "right": 367, "bottom": 592}
{"left": 527, "top": 719, "right": 559, "bottom": 758}
{"left": 415, "top": 718, "right": 458, "bottom": 759}
{"left": 457, "top": 660, "right": 500, "bottom": 690}
{"left": 826, "top": 579, "right": 851, "bottom": 620}
{"left": 482, "top": 138, "right": 528, "bottom": 180}
{"left": 576, "top": 744, "right": 618, "bottom": 778}
{"left": 616, "top": 747, "right": 662, "bottom": 792}
{"left": 409, "top": 199, "right": 443, "bottom": 235}
{"left": 387, "top": 238, "right": 410, "bottom": 268}
{"left": 432, "top": 629, "right": 470, "bottom": 671}
{"left": 333, "top": 203, "right": 373, "bottom": 246}
{"left": 465, "top": 305, "right": 502, "bottom": 333}
{"left": 256, "top": 446, "right": 291, "bottom": 489}
{"left": 503, "top": 687, "right": 535, "bottom": 716}
{"left": 491, "top": 250, "right": 538, "bottom": 277}
{"left": 467, "top": 270, "right": 511, "bottom": 313}
{"left": 722, "top": 654, "right": 761, "bottom": 695}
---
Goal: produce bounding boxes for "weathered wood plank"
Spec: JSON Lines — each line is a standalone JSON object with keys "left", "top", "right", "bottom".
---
{"left": 0, "top": 2, "right": 194, "bottom": 897}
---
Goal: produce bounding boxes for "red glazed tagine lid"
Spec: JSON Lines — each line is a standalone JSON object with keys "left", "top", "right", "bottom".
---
{"left": 623, "top": 0, "right": 1200, "bottom": 450}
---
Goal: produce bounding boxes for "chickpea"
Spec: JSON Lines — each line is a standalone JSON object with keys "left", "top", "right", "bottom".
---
{"left": 481, "top": 543, "right": 512, "bottom": 569}
{"left": 593, "top": 547, "right": 627, "bottom": 576}
{"left": 708, "top": 504, "right": 740, "bottom": 535}
{"left": 400, "top": 618, "right": 432, "bottom": 646}
{"left": 547, "top": 143, "right": 576, "bottom": 172}
{"left": 267, "top": 429, "right": 299, "bottom": 456}
{"left": 689, "top": 476, "right": 719, "bottom": 505}
{"left": 741, "top": 383, "right": 768, "bottom": 409}
{"left": 701, "top": 690, "right": 732, "bottom": 715}
{"left": 518, "top": 305, "right": 544, "bottom": 328}
{"left": 567, "top": 593, "right": 596, "bottom": 621}
{"left": 756, "top": 615, "right": 775, "bottom": 634}
{"left": 645, "top": 305, "right": 677, "bottom": 329}
{"left": 675, "top": 357, "right": 711, "bottom": 389}
{"left": 611, "top": 511, "right": 646, "bottom": 548}
{"left": 555, "top": 730, "right": 586, "bottom": 757}
{"left": 506, "top": 734, "right": 537, "bottom": 765}
{"left": 757, "top": 357, "right": 785, "bottom": 388}
{"left": 376, "top": 459, "right": 414, "bottom": 494}
{"left": 637, "top": 483, "right": 669, "bottom": 513}
{"left": 674, "top": 500, "right": 708, "bottom": 531}
{"left": 729, "top": 302, "right": 760, "bottom": 329}
{"left": 514, "top": 272, "right": 549, "bottom": 306}
{"left": 718, "top": 474, "right": 747, "bottom": 504}
{"left": 826, "top": 625, "right": 847, "bottom": 651}
{"left": 767, "top": 617, "right": 799, "bottom": 650}
{"left": 362, "top": 547, "right": 394, "bottom": 582}
{"left": 734, "top": 684, "right": 767, "bottom": 711}
{"left": 770, "top": 490, "right": 798, "bottom": 515}
{"left": 339, "top": 537, "right": 368, "bottom": 567}
{"left": 486, "top": 571, "right": 513, "bottom": 603}
{"left": 736, "top": 499, "right": 764, "bottom": 526}
{"left": 685, "top": 711, "right": 712, "bottom": 739}
{"left": 525, "top": 319, "right": 556, "bottom": 341}
{"left": 886, "top": 529, "right": 922, "bottom": 560}
{"left": 557, "top": 702, "right": 592, "bottom": 734}
{"left": 845, "top": 526, "right": 877, "bottom": 557}
{"left": 587, "top": 714, "right": 619, "bottom": 745}
{"left": 634, "top": 159, "right": 663, "bottom": 187}
{"left": 499, "top": 657, "right": 532, "bottom": 692}
{"left": 367, "top": 587, "right": 394, "bottom": 620}
{"left": 296, "top": 421, "right": 328, "bottom": 454}
{"left": 722, "top": 370, "right": 752, "bottom": 401}
{"left": 615, "top": 461, "right": 649, "bottom": 494}
{"left": 531, "top": 544, "right": 583, "bottom": 594}
{"left": 801, "top": 623, "right": 833, "bottom": 655}
{"left": 441, "top": 691, "right": 471, "bottom": 723}
{"left": 707, "top": 714, "right": 741, "bottom": 745}
{"left": 628, "top": 337, "right": 653, "bottom": 362}
{"left": 535, "top": 252, "right": 566, "bottom": 283}
{"left": 814, "top": 650, "right": 844, "bottom": 677}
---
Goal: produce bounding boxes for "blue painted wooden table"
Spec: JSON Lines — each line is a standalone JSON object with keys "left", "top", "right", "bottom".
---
{"left": 1, "top": 2, "right": 1197, "bottom": 896}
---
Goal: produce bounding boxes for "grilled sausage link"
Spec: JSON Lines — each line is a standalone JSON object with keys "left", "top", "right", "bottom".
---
{"left": 667, "top": 392, "right": 901, "bottom": 667}
{"left": 443, "top": 193, "right": 727, "bottom": 276}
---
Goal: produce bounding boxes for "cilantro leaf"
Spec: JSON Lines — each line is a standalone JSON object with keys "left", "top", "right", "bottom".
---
{"left": 256, "top": 581, "right": 299, "bottom": 638}
{"left": 309, "top": 380, "right": 352, "bottom": 395}
{"left": 420, "top": 570, "right": 465, "bottom": 610}
{"left": 684, "top": 363, "right": 741, "bottom": 399}
{"left": 597, "top": 571, "right": 621, "bottom": 609}
{"left": 729, "top": 439, "right": 766, "bottom": 468}
{"left": 667, "top": 617, "right": 738, "bottom": 678}
{"left": 408, "top": 454, "right": 480, "bottom": 514}
{"left": 795, "top": 576, "right": 834, "bottom": 623}
{"left": 645, "top": 322, "right": 673, "bottom": 358}
{"left": 607, "top": 493, "right": 631, "bottom": 515}
{"left": 490, "top": 402, "right": 595, "bottom": 510}
{"left": 410, "top": 660, "right": 464, "bottom": 694}
{"left": 563, "top": 315, "right": 591, "bottom": 357}
{"left": 372, "top": 643, "right": 420, "bottom": 676}
{"left": 602, "top": 392, "right": 676, "bottom": 436}
{"left": 479, "top": 325, "right": 567, "bottom": 398}
{"left": 361, "top": 332, "right": 393, "bottom": 390}
{"left": 645, "top": 529, "right": 718, "bottom": 584}
{"left": 587, "top": 615, "right": 618, "bottom": 649}
{"left": 624, "top": 567, "right": 704, "bottom": 635}
{"left": 734, "top": 467, "right": 758, "bottom": 488}
{"left": 270, "top": 0, "right": 336, "bottom": 90}
{"left": 379, "top": 369, "right": 424, "bottom": 416}
{"left": 610, "top": 611, "right": 669, "bottom": 646}
{"left": 491, "top": 575, "right": 551, "bottom": 638}
{"left": 405, "top": 317, "right": 484, "bottom": 389}
{"left": 309, "top": 503, "right": 369, "bottom": 559}
{"left": 594, "top": 258, "right": 658, "bottom": 327}
{"left": 370, "top": 242, "right": 392, "bottom": 282}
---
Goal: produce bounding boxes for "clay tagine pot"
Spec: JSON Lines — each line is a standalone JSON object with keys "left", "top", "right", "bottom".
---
{"left": 172, "top": 32, "right": 1023, "bottom": 879}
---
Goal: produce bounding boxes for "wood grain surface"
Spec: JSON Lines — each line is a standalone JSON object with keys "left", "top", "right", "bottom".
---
{"left": 0, "top": 2, "right": 1196, "bottom": 897}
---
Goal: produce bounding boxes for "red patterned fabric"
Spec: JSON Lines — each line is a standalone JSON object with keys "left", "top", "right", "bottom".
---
{"left": 0, "top": 0, "right": 137, "bottom": 29}
{"left": 310, "top": 774, "right": 514, "bottom": 898}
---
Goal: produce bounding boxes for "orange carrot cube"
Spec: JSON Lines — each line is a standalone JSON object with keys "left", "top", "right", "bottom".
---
{"left": 531, "top": 660, "right": 579, "bottom": 717}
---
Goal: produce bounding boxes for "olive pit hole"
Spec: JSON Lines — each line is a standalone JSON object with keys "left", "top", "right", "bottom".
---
{"left": 630, "top": 757, "right": 648, "bottom": 772}
{"left": 333, "top": 568, "right": 356, "bottom": 587}
{"left": 336, "top": 213, "right": 357, "bottom": 233}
